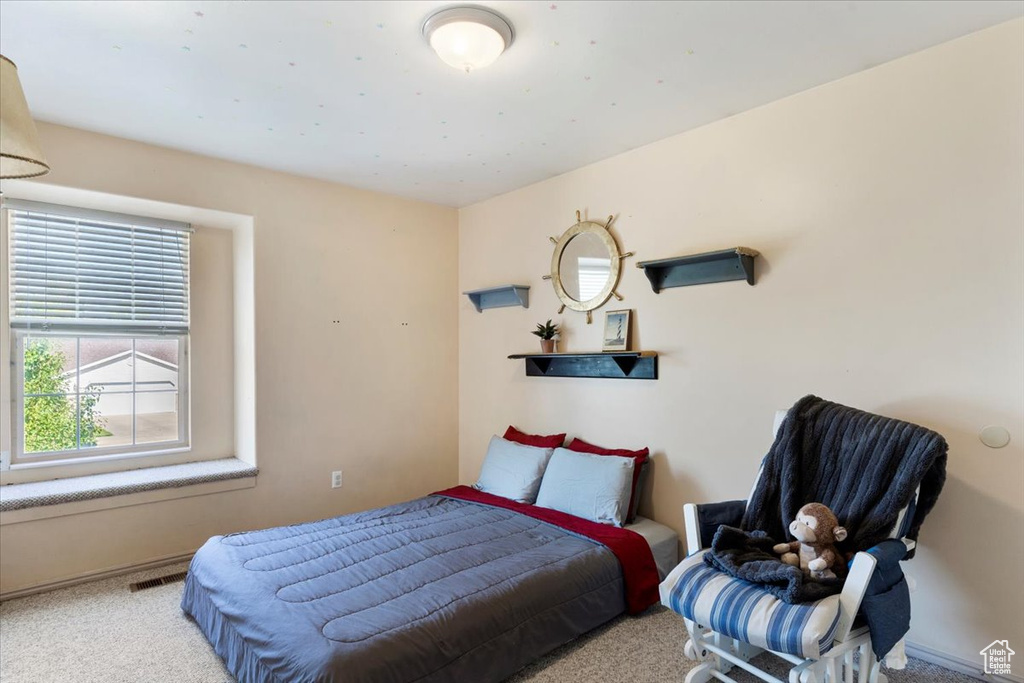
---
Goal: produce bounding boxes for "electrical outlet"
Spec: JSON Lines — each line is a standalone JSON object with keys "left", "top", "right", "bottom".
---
{"left": 331, "top": 470, "right": 343, "bottom": 489}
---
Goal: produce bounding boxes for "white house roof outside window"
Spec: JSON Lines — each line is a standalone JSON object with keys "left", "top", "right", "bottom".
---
{"left": 47, "top": 337, "right": 182, "bottom": 449}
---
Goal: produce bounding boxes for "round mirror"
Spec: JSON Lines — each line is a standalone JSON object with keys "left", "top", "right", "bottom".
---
{"left": 549, "top": 218, "right": 625, "bottom": 319}
{"left": 559, "top": 232, "right": 613, "bottom": 303}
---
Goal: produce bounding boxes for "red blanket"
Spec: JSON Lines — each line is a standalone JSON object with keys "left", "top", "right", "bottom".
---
{"left": 434, "top": 485, "right": 660, "bottom": 615}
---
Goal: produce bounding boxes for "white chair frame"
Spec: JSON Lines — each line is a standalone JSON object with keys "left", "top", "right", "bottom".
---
{"left": 679, "top": 503, "right": 913, "bottom": 683}
{"left": 675, "top": 410, "right": 914, "bottom": 683}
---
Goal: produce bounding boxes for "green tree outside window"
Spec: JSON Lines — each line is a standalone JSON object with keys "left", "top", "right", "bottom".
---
{"left": 24, "top": 339, "right": 104, "bottom": 452}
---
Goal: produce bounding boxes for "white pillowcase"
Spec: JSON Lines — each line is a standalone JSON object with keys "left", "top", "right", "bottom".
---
{"left": 474, "top": 436, "right": 555, "bottom": 503}
{"left": 535, "top": 448, "right": 635, "bottom": 526}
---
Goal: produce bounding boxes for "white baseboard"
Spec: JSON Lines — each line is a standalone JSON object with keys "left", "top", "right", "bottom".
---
{"left": 0, "top": 550, "right": 195, "bottom": 602}
{"left": 907, "top": 641, "right": 1023, "bottom": 683}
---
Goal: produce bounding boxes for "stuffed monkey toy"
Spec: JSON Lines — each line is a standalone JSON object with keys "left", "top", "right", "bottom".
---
{"left": 773, "top": 502, "right": 848, "bottom": 580}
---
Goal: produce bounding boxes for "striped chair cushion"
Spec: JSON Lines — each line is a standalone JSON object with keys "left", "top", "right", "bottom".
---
{"left": 660, "top": 551, "right": 841, "bottom": 659}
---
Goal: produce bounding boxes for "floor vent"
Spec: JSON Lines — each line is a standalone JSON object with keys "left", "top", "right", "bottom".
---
{"left": 129, "top": 571, "right": 188, "bottom": 593}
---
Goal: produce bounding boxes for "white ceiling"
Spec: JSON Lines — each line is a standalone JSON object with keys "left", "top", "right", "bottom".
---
{"left": 1, "top": 1, "right": 1021, "bottom": 207}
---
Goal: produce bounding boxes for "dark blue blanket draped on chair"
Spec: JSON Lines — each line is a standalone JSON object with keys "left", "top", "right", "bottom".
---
{"left": 709, "top": 394, "right": 949, "bottom": 657}
{"left": 741, "top": 395, "right": 947, "bottom": 558}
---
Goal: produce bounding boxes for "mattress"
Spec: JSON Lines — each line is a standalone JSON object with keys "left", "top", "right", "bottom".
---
{"left": 626, "top": 516, "right": 679, "bottom": 580}
{"left": 182, "top": 494, "right": 630, "bottom": 683}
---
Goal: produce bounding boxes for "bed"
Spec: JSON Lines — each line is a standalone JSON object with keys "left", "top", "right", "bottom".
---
{"left": 182, "top": 485, "right": 676, "bottom": 683}
{"left": 626, "top": 515, "right": 681, "bottom": 580}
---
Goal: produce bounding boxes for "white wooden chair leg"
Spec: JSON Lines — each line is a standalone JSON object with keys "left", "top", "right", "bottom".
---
{"left": 857, "top": 644, "right": 870, "bottom": 683}
{"left": 684, "top": 637, "right": 714, "bottom": 664}
{"left": 861, "top": 645, "right": 883, "bottom": 683}
{"left": 713, "top": 631, "right": 736, "bottom": 673}
{"left": 683, "top": 619, "right": 709, "bottom": 661}
{"left": 733, "top": 639, "right": 761, "bottom": 663}
{"left": 684, "top": 662, "right": 718, "bottom": 683}
{"left": 791, "top": 659, "right": 820, "bottom": 683}
{"left": 844, "top": 650, "right": 854, "bottom": 683}
{"left": 825, "top": 657, "right": 839, "bottom": 682}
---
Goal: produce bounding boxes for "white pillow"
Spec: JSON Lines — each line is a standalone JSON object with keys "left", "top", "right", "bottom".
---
{"left": 474, "top": 436, "right": 554, "bottom": 503}
{"left": 535, "top": 448, "right": 635, "bottom": 526}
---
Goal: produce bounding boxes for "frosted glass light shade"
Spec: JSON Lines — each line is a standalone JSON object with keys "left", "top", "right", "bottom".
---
{"left": 423, "top": 6, "right": 514, "bottom": 73}
{"left": 0, "top": 55, "right": 49, "bottom": 179}
{"left": 430, "top": 21, "right": 505, "bottom": 72}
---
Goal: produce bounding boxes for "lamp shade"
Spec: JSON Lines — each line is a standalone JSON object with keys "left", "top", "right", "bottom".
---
{"left": 1, "top": 55, "right": 49, "bottom": 179}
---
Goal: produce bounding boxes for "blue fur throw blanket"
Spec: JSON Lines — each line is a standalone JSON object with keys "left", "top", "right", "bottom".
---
{"left": 706, "top": 525, "right": 843, "bottom": 603}
{"left": 741, "top": 395, "right": 947, "bottom": 559}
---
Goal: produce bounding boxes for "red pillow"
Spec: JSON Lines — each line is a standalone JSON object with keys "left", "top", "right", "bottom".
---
{"left": 567, "top": 438, "right": 649, "bottom": 521}
{"left": 503, "top": 426, "right": 566, "bottom": 449}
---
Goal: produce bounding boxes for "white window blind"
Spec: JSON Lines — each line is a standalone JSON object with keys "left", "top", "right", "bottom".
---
{"left": 577, "top": 256, "right": 611, "bottom": 302}
{"left": 7, "top": 200, "right": 191, "bottom": 333}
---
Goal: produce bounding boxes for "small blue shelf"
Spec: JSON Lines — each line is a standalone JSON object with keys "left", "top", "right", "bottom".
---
{"left": 463, "top": 285, "right": 530, "bottom": 312}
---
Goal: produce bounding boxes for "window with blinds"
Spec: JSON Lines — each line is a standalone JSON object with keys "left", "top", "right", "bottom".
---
{"left": 4, "top": 200, "right": 192, "bottom": 464}
{"left": 7, "top": 200, "right": 190, "bottom": 333}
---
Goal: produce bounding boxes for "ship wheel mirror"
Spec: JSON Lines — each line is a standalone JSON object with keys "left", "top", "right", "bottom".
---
{"left": 542, "top": 210, "right": 632, "bottom": 323}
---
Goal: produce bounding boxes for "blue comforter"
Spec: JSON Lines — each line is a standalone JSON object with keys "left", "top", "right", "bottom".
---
{"left": 182, "top": 494, "right": 626, "bottom": 682}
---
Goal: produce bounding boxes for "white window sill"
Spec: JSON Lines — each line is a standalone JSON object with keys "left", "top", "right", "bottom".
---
{"left": 0, "top": 457, "right": 257, "bottom": 525}
{"left": 7, "top": 445, "right": 192, "bottom": 471}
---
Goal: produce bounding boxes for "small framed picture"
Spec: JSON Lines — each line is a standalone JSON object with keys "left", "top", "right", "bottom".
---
{"left": 602, "top": 309, "right": 632, "bottom": 352}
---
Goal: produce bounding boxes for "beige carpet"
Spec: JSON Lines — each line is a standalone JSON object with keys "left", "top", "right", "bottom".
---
{"left": 0, "top": 562, "right": 976, "bottom": 683}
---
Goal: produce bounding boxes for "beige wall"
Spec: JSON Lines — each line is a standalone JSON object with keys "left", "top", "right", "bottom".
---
{"left": 0, "top": 123, "right": 460, "bottom": 592}
{"left": 188, "top": 224, "right": 236, "bottom": 461}
{"left": 459, "top": 20, "right": 1023, "bottom": 665}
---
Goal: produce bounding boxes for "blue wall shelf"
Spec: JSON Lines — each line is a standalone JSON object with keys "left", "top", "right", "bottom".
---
{"left": 508, "top": 352, "right": 658, "bottom": 380}
{"left": 464, "top": 285, "right": 530, "bottom": 312}
{"left": 636, "top": 247, "right": 759, "bottom": 292}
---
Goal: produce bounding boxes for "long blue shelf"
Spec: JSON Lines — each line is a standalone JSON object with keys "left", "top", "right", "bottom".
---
{"left": 507, "top": 352, "right": 658, "bottom": 380}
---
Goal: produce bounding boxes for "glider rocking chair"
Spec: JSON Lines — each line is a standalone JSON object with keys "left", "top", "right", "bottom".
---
{"left": 661, "top": 406, "right": 944, "bottom": 683}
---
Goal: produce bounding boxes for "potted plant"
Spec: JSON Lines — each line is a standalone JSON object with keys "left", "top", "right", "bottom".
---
{"left": 531, "top": 319, "right": 559, "bottom": 353}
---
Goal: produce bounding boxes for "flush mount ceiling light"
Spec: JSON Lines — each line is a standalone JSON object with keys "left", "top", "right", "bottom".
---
{"left": 422, "top": 5, "right": 514, "bottom": 73}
